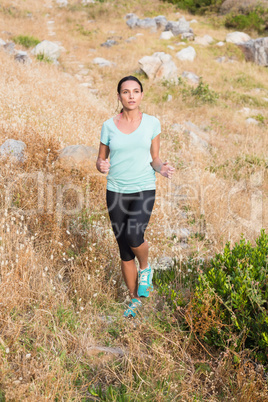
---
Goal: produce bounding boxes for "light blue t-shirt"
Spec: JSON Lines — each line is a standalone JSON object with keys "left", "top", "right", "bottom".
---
{"left": 100, "top": 113, "right": 161, "bottom": 193}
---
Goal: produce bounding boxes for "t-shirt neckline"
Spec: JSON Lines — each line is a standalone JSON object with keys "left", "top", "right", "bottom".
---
{"left": 112, "top": 113, "right": 144, "bottom": 135}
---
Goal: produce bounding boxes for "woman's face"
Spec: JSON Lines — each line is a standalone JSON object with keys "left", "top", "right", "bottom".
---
{"left": 118, "top": 80, "right": 143, "bottom": 111}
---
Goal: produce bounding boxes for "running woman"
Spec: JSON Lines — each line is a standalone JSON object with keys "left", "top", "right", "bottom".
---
{"left": 96, "top": 76, "right": 175, "bottom": 318}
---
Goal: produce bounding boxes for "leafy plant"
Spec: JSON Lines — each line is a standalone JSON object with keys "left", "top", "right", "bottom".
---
{"left": 225, "top": 8, "right": 268, "bottom": 34}
{"left": 162, "top": 0, "right": 222, "bottom": 14}
{"left": 36, "top": 53, "right": 53, "bottom": 63}
{"left": 189, "top": 78, "right": 219, "bottom": 104}
{"left": 12, "top": 35, "right": 40, "bottom": 48}
{"left": 190, "top": 229, "right": 268, "bottom": 363}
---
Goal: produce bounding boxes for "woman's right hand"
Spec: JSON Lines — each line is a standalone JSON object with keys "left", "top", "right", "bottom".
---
{"left": 99, "top": 158, "right": 110, "bottom": 174}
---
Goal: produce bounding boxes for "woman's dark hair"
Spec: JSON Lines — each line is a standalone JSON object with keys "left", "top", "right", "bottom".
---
{"left": 117, "top": 76, "right": 143, "bottom": 94}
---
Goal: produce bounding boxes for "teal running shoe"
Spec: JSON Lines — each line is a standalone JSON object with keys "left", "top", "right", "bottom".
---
{"left": 137, "top": 264, "right": 153, "bottom": 297}
{"left": 123, "top": 298, "right": 142, "bottom": 318}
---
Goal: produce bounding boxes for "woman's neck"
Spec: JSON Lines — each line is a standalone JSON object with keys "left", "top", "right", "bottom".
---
{"left": 120, "top": 110, "right": 142, "bottom": 122}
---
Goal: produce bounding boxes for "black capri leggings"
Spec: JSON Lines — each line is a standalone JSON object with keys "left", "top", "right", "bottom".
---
{"left": 106, "top": 189, "right": 156, "bottom": 261}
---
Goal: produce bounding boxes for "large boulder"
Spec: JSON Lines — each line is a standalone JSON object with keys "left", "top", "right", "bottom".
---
{"left": 138, "top": 52, "right": 178, "bottom": 81}
{"left": 154, "top": 15, "right": 168, "bottom": 29}
{"left": 226, "top": 31, "right": 251, "bottom": 44}
{"left": 194, "top": 34, "right": 213, "bottom": 46}
{"left": 126, "top": 14, "right": 167, "bottom": 31}
{"left": 176, "top": 46, "right": 196, "bottom": 61}
{"left": 57, "top": 145, "right": 97, "bottom": 168}
{"left": 220, "top": 0, "right": 268, "bottom": 14}
{"left": 31, "top": 40, "right": 61, "bottom": 63}
{"left": 165, "top": 18, "right": 192, "bottom": 36}
{"left": 0, "top": 139, "right": 27, "bottom": 163}
{"left": 236, "top": 37, "right": 268, "bottom": 66}
{"left": 56, "top": 0, "right": 68, "bottom": 6}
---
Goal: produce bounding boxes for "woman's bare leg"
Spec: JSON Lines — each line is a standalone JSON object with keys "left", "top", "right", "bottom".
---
{"left": 131, "top": 240, "right": 149, "bottom": 270}
{"left": 121, "top": 259, "right": 139, "bottom": 299}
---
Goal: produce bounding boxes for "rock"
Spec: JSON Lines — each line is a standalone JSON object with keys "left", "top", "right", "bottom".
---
{"left": 246, "top": 118, "right": 259, "bottom": 125}
{"left": 137, "top": 18, "right": 157, "bottom": 31}
{"left": 263, "top": 97, "right": 268, "bottom": 102}
{"left": 194, "top": 34, "right": 213, "bottom": 46}
{"left": 14, "top": 51, "right": 31, "bottom": 64}
{"left": 190, "top": 19, "right": 198, "bottom": 24}
{"left": 138, "top": 52, "right": 178, "bottom": 81}
{"left": 215, "top": 56, "right": 226, "bottom": 63}
{"left": 175, "top": 42, "right": 186, "bottom": 46}
{"left": 78, "top": 68, "right": 89, "bottom": 75}
{"left": 167, "top": 94, "right": 173, "bottom": 102}
{"left": 176, "top": 46, "right": 196, "bottom": 61}
{"left": 165, "top": 19, "right": 192, "bottom": 36}
{"left": 31, "top": 40, "right": 61, "bottom": 63}
{"left": 182, "top": 71, "right": 199, "bottom": 84}
{"left": 152, "top": 256, "right": 174, "bottom": 271}
{"left": 220, "top": 0, "right": 268, "bottom": 14}
{"left": 82, "top": 0, "right": 95, "bottom": 4}
{"left": 217, "top": 41, "right": 225, "bottom": 47}
{"left": 125, "top": 13, "right": 138, "bottom": 20}
{"left": 126, "top": 15, "right": 140, "bottom": 29}
{"left": 226, "top": 31, "right": 251, "bottom": 44}
{"left": 236, "top": 37, "right": 268, "bottom": 66}
{"left": 167, "top": 45, "right": 175, "bottom": 50}
{"left": 0, "top": 139, "right": 27, "bottom": 163}
{"left": 101, "top": 39, "right": 118, "bottom": 47}
{"left": 181, "top": 32, "right": 195, "bottom": 41}
{"left": 125, "top": 36, "right": 137, "bottom": 43}
{"left": 57, "top": 145, "right": 98, "bottom": 168}
{"left": 92, "top": 57, "right": 113, "bottom": 67}
{"left": 154, "top": 15, "right": 168, "bottom": 29}
{"left": 160, "top": 31, "right": 174, "bottom": 40}
{"left": 3, "top": 42, "right": 15, "bottom": 55}
{"left": 56, "top": 0, "right": 68, "bottom": 6}
{"left": 0, "top": 38, "right": 6, "bottom": 46}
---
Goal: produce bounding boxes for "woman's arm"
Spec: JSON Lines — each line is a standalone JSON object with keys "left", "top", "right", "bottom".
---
{"left": 96, "top": 142, "right": 110, "bottom": 173}
{"left": 150, "top": 134, "right": 175, "bottom": 179}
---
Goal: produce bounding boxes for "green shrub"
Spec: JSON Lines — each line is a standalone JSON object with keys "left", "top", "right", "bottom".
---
{"left": 225, "top": 9, "right": 268, "bottom": 34}
{"left": 156, "top": 230, "right": 268, "bottom": 363}
{"left": 191, "top": 229, "right": 268, "bottom": 363}
{"left": 12, "top": 35, "right": 40, "bottom": 48}
{"left": 162, "top": 0, "right": 222, "bottom": 14}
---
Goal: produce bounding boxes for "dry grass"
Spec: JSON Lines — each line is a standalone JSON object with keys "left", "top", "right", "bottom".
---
{"left": 0, "top": 0, "right": 267, "bottom": 400}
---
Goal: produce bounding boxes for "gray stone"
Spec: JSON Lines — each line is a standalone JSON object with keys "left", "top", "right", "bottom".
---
{"left": 0, "top": 38, "right": 6, "bottom": 46}
{"left": 93, "top": 57, "right": 113, "bottom": 67}
{"left": 215, "top": 56, "right": 226, "bottom": 63}
{"left": 246, "top": 118, "right": 259, "bottom": 125}
{"left": 217, "top": 41, "right": 225, "bottom": 47}
{"left": 57, "top": 145, "right": 97, "bottom": 167}
{"left": 31, "top": 40, "right": 61, "bottom": 63}
{"left": 125, "top": 36, "right": 137, "bottom": 43}
{"left": 160, "top": 31, "right": 174, "bottom": 40}
{"left": 139, "top": 52, "right": 178, "bottom": 81}
{"left": 137, "top": 18, "right": 157, "bottom": 31}
{"left": 152, "top": 256, "right": 174, "bottom": 270}
{"left": 182, "top": 71, "right": 199, "bottom": 84}
{"left": 236, "top": 37, "right": 268, "bottom": 66}
{"left": 14, "top": 51, "right": 31, "bottom": 64}
{"left": 56, "top": 0, "right": 68, "bottom": 6}
{"left": 101, "top": 39, "right": 118, "bottom": 48}
{"left": 190, "top": 19, "right": 198, "bottom": 24}
{"left": 82, "top": 0, "right": 95, "bottom": 4}
{"left": 176, "top": 46, "right": 196, "bottom": 61}
{"left": 125, "top": 13, "right": 138, "bottom": 20}
{"left": 0, "top": 139, "right": 27, "bottom": 162}
{"left": 154, "top": 15, "right": 168, "bottom": 29}
{"left": 226, "top": 31, "right": 251, "bottom": 44}
{"left": 165, "top": 19, "right": 192, "bottom": 36}
{"left": 126, "top": 15, "right": 139, "bottom": 29}
{"left": 167, "top": 94, "right": 173, "bottom": 102}
{"left": 194, "top": 34, "right": 213, "bottom": 46}
{"left": 181, "top": 32, "right": 194, "bottom": 41}
{"left": 3, "top": 42, "right": 15, "bottom": 55}
{"left": 167, "top": 45, "right": 175, "bottom": 50}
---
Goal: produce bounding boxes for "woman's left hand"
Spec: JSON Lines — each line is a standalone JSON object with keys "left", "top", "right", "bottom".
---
{"left": 160, "top": 162, "right": 175, "bottom": 179}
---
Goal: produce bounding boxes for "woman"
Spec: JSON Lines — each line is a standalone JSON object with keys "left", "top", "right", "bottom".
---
{"left": 96, "top": 76, "right": 175, "bottom": 318}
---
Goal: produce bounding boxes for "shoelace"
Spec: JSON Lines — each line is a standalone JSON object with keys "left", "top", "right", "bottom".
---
{"left": 139, "top": 268, "right": 151, "bottom": 285}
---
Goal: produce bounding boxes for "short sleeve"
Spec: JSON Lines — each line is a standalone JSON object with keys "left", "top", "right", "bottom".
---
{"left": 151, "top": 117, "right": 161, "bottom": 140}
{"left": 100, "top": 122, "right": 109, "bottom": 146}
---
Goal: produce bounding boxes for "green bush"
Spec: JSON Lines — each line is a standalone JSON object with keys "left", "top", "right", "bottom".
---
{"left": 12, "top": 35, "right": 40, "bottom": 48}
{"left": 162, "top": 0, "right": 223, "bottom": 14}
{"left": 191, "top": 229, "right": 268, "bottom": 363}
{"left": 156, "top": 230, "right": 268, "bottom": 363}
{"left": 225, "top": 8, "right": 268, "bottom": 34}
